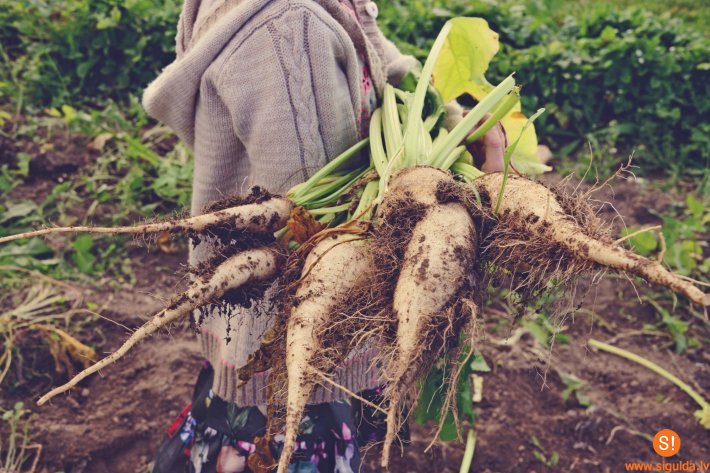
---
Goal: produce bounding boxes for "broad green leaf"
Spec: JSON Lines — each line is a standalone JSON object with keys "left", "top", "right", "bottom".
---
{"left": 664, "top": 240, "right": 701, "bottom": 276}
{"left": 414, "top": 370, "right": 444, "bottom": 424}
{"left": 686, "top": 194, "right": 704, "bottom": 220}
{"left": 432, "top": 17, "right": 548, "bottom": 175}
{"left": 61, "top": 104, "right": 77, "bottom": 123}
{"left": 0, "top": 238, "right": 52, "bottom": 258}
{"left": 621, "top": 226, "right": 658, "bottom": 256}
{"left": 469, "top": 351, "right": 491, "bottom": 372}
{"left": 521, "top": 318, "right": 551, "bottom": 348}
{"left": 438, "top": 411, "right": 458, "bottom": 441}
{"left": 72, "top": 234, "right": 96, "bottom": 273}
{"left": 0, "top": 201, "right": 37, "bottom": 223}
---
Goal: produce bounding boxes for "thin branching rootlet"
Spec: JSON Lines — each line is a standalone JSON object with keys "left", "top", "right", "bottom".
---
{"left": 2, "top": 17, "right": 707, "bottom": 472}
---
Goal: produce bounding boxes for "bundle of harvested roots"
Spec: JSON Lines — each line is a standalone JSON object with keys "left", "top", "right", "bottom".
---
{"left": 2, "top": 17, "right": 706, "bottom": 472}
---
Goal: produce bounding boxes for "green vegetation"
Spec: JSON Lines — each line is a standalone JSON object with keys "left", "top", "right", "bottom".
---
{"left": 378, "top": 1, "right": 709, "bottom": 176}
{"left": 622, "top": 194, "right": 709, "bottom": 278}
{"left": 1, "top": 0, "right": 181, "bottom": 107}
{"left": 0, "top": 99, "right": 189, "bottom": 283}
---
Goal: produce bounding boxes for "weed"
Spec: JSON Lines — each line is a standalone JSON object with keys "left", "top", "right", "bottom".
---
{"left": 0, "top": 99, "right": 191, "bottom": 283}
{"left": 0, "top": 402, "right": 32, "bottom": 473}
{"left": 521, "top": 312, "right": 570, "bottom": 349}
{"left": 531, "top": 435, "right": 560, "bottom": 468}
{"left": 557, "top": 371, "right": 592, "bottom": 407}
{"left": 0, "top": 282, "right": 96, "bottom": 388}
{"left": 622, "top": 193, "right": 708, "bottom": 278}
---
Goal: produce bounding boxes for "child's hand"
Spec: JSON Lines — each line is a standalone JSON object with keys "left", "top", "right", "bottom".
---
{"left": 465, "top": 112, "right": 507, "bottom": 173}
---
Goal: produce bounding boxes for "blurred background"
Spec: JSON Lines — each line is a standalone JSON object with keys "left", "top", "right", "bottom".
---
{"left": 0, "top": 1, "right": 707, "bottom": 472}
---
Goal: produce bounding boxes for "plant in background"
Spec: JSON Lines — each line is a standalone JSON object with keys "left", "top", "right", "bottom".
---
{"left": 589, "top": 339, "right": 710, "bottom": 428}
{"left": 531, "top": 435, "right": 560, "bottom": 468}
{"left": 622, "top": 194, "right": 709, "bottom": 278}
{"left": 0, "top": 97, "right": 191, "bottom": 281}
{"left": 379, "top": 1, "right": 710, "bottom": 176}
{"left": 415, "top": 347, "right": 490, "bottom": 442}
{"left": 495, "top": 6, "right": 710, "bottom": 176}
{"left": 0, "top": 0, "right": 182, "bottom": 108}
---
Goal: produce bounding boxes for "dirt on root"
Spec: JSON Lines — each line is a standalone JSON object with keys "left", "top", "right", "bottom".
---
{"left": 1, "top": 174, "right": 708, "bottom": 473}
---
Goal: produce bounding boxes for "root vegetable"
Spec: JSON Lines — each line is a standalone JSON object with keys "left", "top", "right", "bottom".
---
{"left": 0, "top": 198, "right": 293, "bottom": 244}
{"left": 277, "top": 233, "right": 374, "bottom": 473}
{"left": 379, "top": 168, "right": 478, "bottom": 468}
{"left": 475, "top": 173, "right": 707, "bottom": 306}
{"left": 37, "top": 247, "right": 282, "bottom": 406}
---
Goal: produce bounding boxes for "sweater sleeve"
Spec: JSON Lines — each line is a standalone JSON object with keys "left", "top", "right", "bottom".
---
{"left": 214, "top": 6, "right": 363, "bottom": 191}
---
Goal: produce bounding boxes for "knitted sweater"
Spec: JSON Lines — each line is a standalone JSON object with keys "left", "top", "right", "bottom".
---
{"left": 142, "top": 0, "right": 419, "bottom": 406}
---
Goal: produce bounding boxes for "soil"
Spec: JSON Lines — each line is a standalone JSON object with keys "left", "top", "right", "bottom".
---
{"left": 1, "top": 168, "right": 708, "bottom": 472}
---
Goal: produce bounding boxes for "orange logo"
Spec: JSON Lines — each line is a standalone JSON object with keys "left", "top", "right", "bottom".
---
{"left": 652, "top": 429, "right": 681, "bottom": 457}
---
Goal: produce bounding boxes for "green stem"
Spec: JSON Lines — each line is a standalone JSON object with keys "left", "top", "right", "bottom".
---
{"left": 275, "top": 226, "right": 289, "bottom": 239}
{"left": 382, "top": 84, "right": 403, "bottom": 158}
{"left": 352, "top": 179, "right": 380, "bottom": 221}
{"left": 369, "top": 108, "right": 388, "bottom": 178}
{"left": 436, "top": 145, "right": 466, "bottom": 171}
{"left": 588, "top": 339, "right": 710, "bottom": 414}
{"left": 317, "top": 213, "right": 336, "bottom": 224}
{"left": 464, "top": 87, "right": 520, "bottom": 145}
{"left": 403, "top": 20, "right": 452, "bottom": 163}
{"left": 494, "top": 107, "right": 545, "bottom": 214}
{"left": 294, "top": 167, "right": 364, "bottom": 206}
{"left": 304, "top": 166, "right": 372, "bottom": 208}
{"left": 289, "top": 138, "right": 369, "bottom": 200}
{"left": 459, "top": 429, "right": 477, "bottom": 473}
{"left": 308, "top": 203, "right": 352, "bottom": 216}
{"left": 451, "top": 162, "right": 484, "bottom": 181}
{"left": 431, "top": 76, "right": 516, "bottom": 167}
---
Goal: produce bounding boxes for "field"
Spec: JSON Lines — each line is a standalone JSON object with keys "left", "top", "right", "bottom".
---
{"left": 1, "top": 0, "right": 708, "bottom": 472}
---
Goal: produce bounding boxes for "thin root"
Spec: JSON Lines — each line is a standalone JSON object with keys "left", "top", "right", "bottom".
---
{"left": 0, "top": 198, "right": 293, "bottom": 244}
{"left": 38, "top": 247, "right": 281, "bottom": 405}
{"left": 312, "top": 369, "right": 387, "bottom": 415}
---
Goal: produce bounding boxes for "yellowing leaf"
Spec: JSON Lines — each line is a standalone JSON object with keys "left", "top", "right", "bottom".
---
{"left": 31, "top": 324, "right": 97, "bottom": 376}
{"left": 44, "top": 108, "right": 62, "bottom": 118}
{"left": 61, "top": 104, "right": 77, "bottom": 123}
{"left": 501, "top": 105, "right": 552, "bottom": 175}
{"left": 433, "top": 17, "right": 550, "bottom": 175}
{"left": 432, "top": 17, "right": 499, "bottom": 103}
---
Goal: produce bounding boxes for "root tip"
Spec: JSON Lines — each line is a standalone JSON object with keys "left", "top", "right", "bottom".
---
{"left": 37, "top": 394, "right": 51, "bottom": 406}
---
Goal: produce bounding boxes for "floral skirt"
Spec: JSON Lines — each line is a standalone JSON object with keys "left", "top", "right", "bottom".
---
{"left": 152, "top": 362, "right": 407, "bottom": 473}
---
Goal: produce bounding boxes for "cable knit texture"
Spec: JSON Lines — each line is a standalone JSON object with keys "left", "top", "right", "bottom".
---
{"left": 142, "top": 0, "right": 420, "bottom": 406}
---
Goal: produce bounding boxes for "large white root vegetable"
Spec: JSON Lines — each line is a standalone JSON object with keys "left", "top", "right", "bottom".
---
{"left": 475, "top": 173, "right": 708, "bottom": 306}
{"left": 37, "top": 246, "right": 282, "bottom": 406}
{"left": 0, "top": 197, "right": 293, "bottom": 244}
{"left": 379, "top": 168, "right": 478, "bottom": 468}
{"left": 276, "top": 233, "right": 374, "bottom": 473}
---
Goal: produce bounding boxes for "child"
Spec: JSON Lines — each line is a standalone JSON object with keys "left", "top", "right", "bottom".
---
{"left": 144, "top": 1, "right": 504, "bottom": 471}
